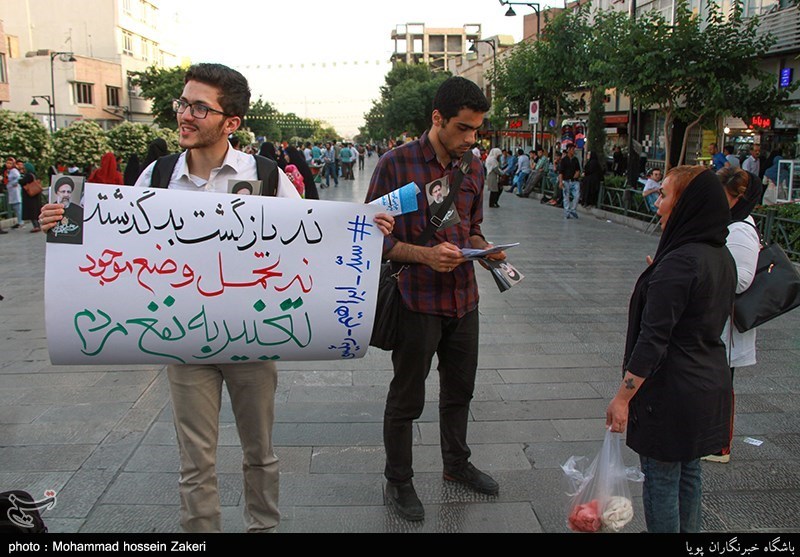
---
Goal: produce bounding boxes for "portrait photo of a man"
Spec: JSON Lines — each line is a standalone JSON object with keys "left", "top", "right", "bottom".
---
{"left": 47, "top": 175, "right": 84, "bottom": 245}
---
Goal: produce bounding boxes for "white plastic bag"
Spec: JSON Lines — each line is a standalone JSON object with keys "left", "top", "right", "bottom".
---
{"left": 561, "top": 428, "right": 644, "bottom": 533}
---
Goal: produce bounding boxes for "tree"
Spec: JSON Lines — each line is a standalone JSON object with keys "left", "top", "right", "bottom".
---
{"left": 245, "top": 98, "right": 282, "bottom": 140}
{"left": 147, "top": 127, "right": 180, "bottom": 155}
{"left": 0, "top": 111, "right": 52, "bottom": 170}
{"left": 52, "top": 120, "right": 109, "bottom": 170}
{"left": 106, "top": 122, "right": 152, "bottom": 162}
{"left": 590, "top": 0, "right": 797, "bottom": 170}
{"left": 494, "top": 8, "right": 590, "bottom": 151}
{"left": 360, "top": 63, "right": 448, "bottom": 140}
{"left": 131, "top": 65, "right": 187, "bottom": 129}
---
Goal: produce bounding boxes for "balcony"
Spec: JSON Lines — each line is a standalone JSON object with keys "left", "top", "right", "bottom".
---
{"left": 756, "top": 5, "right": 800, "bottom": 55}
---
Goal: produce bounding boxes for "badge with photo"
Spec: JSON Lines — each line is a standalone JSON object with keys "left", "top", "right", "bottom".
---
{"left": 228, "top": 179, "right": 262, "bottom": 196}
{"left": 425, "top": 176, "right": 460, "bottom": 230}
{"left": 47, "top": 174, "right": 85, "bottom": 245}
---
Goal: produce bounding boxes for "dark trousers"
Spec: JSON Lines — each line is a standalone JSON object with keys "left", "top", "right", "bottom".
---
{"left": 489, "top": 189, "right": 502, "bottom": 207}
{"left": 384, "top": 304, "right": 479, "bottom": 483}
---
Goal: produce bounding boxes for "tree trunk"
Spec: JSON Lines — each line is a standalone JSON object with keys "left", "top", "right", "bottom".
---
{"left": 679, "top": 117, "right": 703, "bottom": 167}
{"left": 663, "top": 106, "right": 674, "bottom": 173}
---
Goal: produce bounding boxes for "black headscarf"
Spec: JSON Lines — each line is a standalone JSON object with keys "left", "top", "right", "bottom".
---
{"left": 141, "top": 138, "right": 169, "bottom": 172}
{"left": 259, "top": 142, "right": 278, "bottom": 162}
{"left": 624, "top": 168, "right": 731, "bottom": 369}
{"left": 730, "top": 171, "right": 762, "bottom": 222}
{"left": 123, "top": 154, "right": 140, "bottom": 186}
{"left": 285, "top": 146, "right": 319, "bottom": 200}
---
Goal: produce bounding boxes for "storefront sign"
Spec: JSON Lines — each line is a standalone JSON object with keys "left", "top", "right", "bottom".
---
{"left": 508, "top": 119, "right": 524, "bottom": 129}
{"left": 750, "top": 115, "right": 772, "bottom": 129}
{"left": 780, "top": 68, "right": 793, "bottom": 88}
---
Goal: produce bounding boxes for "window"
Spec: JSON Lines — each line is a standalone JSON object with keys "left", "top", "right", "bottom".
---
{"left": 127, "top": 71, "right": 142, "bottom": 98}
{"left": 74, "top": 82, "right": 94, "bottom": 105}
{"left": 122, "top": 30, "right": 133, "bottom": 55}
{"left": 107, "top": 86, "right": 121, "bottom": 107}
{"left": 123, "top": 0, "right": 132, "bottom": 14}
{"left": 0, "top": 54, "right": 7, "bottom": 83}
{"left": 140, "top": 39, "right": 149, "bottom": 61}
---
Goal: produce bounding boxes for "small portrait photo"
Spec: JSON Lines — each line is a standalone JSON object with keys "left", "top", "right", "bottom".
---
{"left": 428, "top": 179, "right": 446, "bottom": 205}
{"left": 50, "top": 175, "right": 84, "bottom": 207}
{"left": 47, "top": 175, "right": 85, "bottom": 245}
{"left": 228, "top": 179, "right": 262, "bottom": 196}
{"left": 499, "top": 261, "right": 524, "bottom": 283}
{"left": 424, "top": 176, "right": 460, "bottom": 230}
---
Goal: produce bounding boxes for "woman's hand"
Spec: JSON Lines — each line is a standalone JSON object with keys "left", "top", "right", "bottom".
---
{"left": 39, "top": 203, "right": 65, "bottom": 233}
{"left": 373, "top": 213, "right": 394, "bottom": 236}
{"left": 606, "top": 396, "right": 629, "bottom": 433}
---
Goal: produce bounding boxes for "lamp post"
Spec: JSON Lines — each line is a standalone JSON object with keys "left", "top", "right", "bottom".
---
{"left": 470, "top": 38, "right": 499, "bottom": 147}
{"left": 49, "top": 51, "right": 76, "bottom": 132}
{"left": 499, "top": 1, "right": 541, "bottom": 38}
{"left": 30, "top": 95, "right": 55, "bottom": 133}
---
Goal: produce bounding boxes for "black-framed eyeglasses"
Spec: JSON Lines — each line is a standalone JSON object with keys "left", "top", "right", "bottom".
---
{"left": 172, "top": 98, "right": 231, "bottom": 119}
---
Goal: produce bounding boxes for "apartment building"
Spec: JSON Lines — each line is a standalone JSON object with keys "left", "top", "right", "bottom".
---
{"left": 0, "top": 0, "right": 179, "bottom": 129}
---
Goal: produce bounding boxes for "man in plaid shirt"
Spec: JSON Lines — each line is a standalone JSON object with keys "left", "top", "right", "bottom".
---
{"left": 365, "top": 77, "right": 507, "bottom": 522}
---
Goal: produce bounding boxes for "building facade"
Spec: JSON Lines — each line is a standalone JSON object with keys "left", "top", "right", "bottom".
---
{"left": 0, "top": 0, "right": 179, "bottom": 129}
{"left": 391, "top": 23, "right": 482, "bottom": 72}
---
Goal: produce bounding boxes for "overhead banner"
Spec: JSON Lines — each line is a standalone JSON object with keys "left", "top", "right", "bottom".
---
{"left": 44, "top": 184, "right": 386, "bottom": 364}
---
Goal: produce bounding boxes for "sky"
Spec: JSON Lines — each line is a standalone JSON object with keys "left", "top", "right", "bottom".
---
{"left": 162, "top": 0, "right": 561, "bottom": 138}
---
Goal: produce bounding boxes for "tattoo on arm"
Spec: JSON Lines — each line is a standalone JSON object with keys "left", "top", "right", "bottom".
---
{"left": 624, "top": 378, "right": 636, "bottom": 390}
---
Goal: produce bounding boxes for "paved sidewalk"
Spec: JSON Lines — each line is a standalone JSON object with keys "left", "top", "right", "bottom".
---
{"left": 1, "top": 157, "right": 798, "bottom": 534}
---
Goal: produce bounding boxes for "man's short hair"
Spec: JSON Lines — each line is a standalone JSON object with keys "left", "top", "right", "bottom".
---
{"left": 723, "top": 145, "right": 734, "bottom": 155}
{"left": 432, "top": 76, "right": 490, "bottom": 121}
{"left": 185, "top": 63, "right": 251, "bottom": 118}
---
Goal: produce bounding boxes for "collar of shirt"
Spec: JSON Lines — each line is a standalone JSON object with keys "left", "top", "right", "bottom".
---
{"left": 174, "top": 145, "right": 253, "bottom": 192}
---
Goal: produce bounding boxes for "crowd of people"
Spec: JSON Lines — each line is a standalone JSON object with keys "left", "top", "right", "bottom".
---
{"left": 4, "top": 60, "right": 782, "bottom": 535}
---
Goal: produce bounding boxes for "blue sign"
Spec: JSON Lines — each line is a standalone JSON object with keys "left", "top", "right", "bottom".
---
{"left": 780, "top": 68, "right": 793, "bottom": 88}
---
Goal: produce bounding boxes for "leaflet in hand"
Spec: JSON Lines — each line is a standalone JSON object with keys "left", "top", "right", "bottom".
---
{"left": 369, "top": 182, "right": 419, "bottom": 216}
{"left": 460, "top": 243, "right": 520, "bottom": 260}
{"left": 485, "top": 259, "right": 525, "bottom": 292}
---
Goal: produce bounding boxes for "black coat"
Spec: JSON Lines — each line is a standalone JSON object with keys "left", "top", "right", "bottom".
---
{"left": 623, "top": 169, "right": 736, "bottom": 462}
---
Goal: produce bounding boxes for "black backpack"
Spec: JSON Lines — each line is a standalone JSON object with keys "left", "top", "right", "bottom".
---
{"left": 0, "top": 490, "right": 49, "bottom": 533}
{"left": 150, "top": 153, "right": 279, "bottom": 196}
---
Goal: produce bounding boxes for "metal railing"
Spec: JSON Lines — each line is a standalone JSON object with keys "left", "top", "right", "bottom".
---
{"left": 752, "top": 206, "right": 800, "bottom": 262}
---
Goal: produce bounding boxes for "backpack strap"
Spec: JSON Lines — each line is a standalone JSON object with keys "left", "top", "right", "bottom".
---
{"left": 254, "top": 154, "right": 278, "bottom": 197}
{"left": 149, "top": 153, "right": 181, "bottom": 189}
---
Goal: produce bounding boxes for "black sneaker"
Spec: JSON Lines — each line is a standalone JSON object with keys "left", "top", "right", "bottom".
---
{"left": 385, "top": 480, "right": 424, "bottom": 521}
{"left": 443, "top": 462, "right": 499, "bottom": 495}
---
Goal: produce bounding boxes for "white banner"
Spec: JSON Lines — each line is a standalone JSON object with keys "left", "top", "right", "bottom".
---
{"left": 44, "top": 184, "right": 385, "bottom": 364}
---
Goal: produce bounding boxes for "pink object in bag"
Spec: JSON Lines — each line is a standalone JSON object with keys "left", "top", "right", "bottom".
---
{"left": 284, "top": 164, "right": 305, "bottom": 197}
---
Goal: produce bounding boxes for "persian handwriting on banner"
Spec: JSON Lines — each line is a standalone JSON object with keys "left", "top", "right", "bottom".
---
{"left": 78, "top": 249, "right": 312, "bottom": 296}
{"left": 329, "top": 215, "right": 377, "bottom": 359}
{"left": 74, "top": 297, "right": 312, "bottom": 364}
{"left": 45, "top": 184, "right": 386, "bottom": 364}
{"left": 85, "top": 188, "right": 324, "bottom": 249}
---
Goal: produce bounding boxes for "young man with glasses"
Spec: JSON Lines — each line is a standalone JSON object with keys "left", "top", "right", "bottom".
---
{"left": 38, "top": 62, "right": 393, "bottom": 533}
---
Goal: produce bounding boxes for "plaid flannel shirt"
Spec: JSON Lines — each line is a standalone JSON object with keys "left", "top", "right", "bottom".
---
{"left": 365, "top": 131, "right": 486, "bottom": 318}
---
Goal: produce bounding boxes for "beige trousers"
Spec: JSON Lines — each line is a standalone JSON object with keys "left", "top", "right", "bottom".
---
{"left": 167, "top": 361, "right": 279, "bottom": 533}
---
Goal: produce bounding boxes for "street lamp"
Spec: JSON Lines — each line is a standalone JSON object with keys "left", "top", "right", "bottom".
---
{"left": 50, "top": 51, "right": 77, "bottom": 132}
{"left": 469, "top": 38, "right": 497, "bottom": 96}
{"left": 470, "top": 38, "right": 499, "bottom": 146}
{"left": 499, "top": 1, "right": 541, "bottom": 38}
{"left": 30, "top": 95, "right": 55, "bottom": 133}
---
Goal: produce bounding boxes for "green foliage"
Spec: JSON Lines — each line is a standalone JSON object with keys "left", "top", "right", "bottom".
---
{"left": 106, "top": 122, "right": 153, "bottom": 162}
{"left": 360, "top": 63, "right": 449, "bottom": 140}
{"left": 147, "top": 127, "right": 180, "bottom": 154}
{"left": 231, "top": 128, "right": 254, "bottom": 148}
{"left": 131, "top": 64, "right": 187, "bottom": 130}
{"left": 589, "top": 0, "right": 796, "bottom": 168}
{"left": 52, "top": 120, "right": 109, "bottom": 170}
{"left": 0, "top": 110, "right": 52, "bottom": 169}
{"left": 604, "top": 174, "right": 627, "bottom": 190}
{"left": 245, "top": 98, "right": 282, "bottom": 140}
{"left": 494, "top": 7, "right": 591, "bottom": 143}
